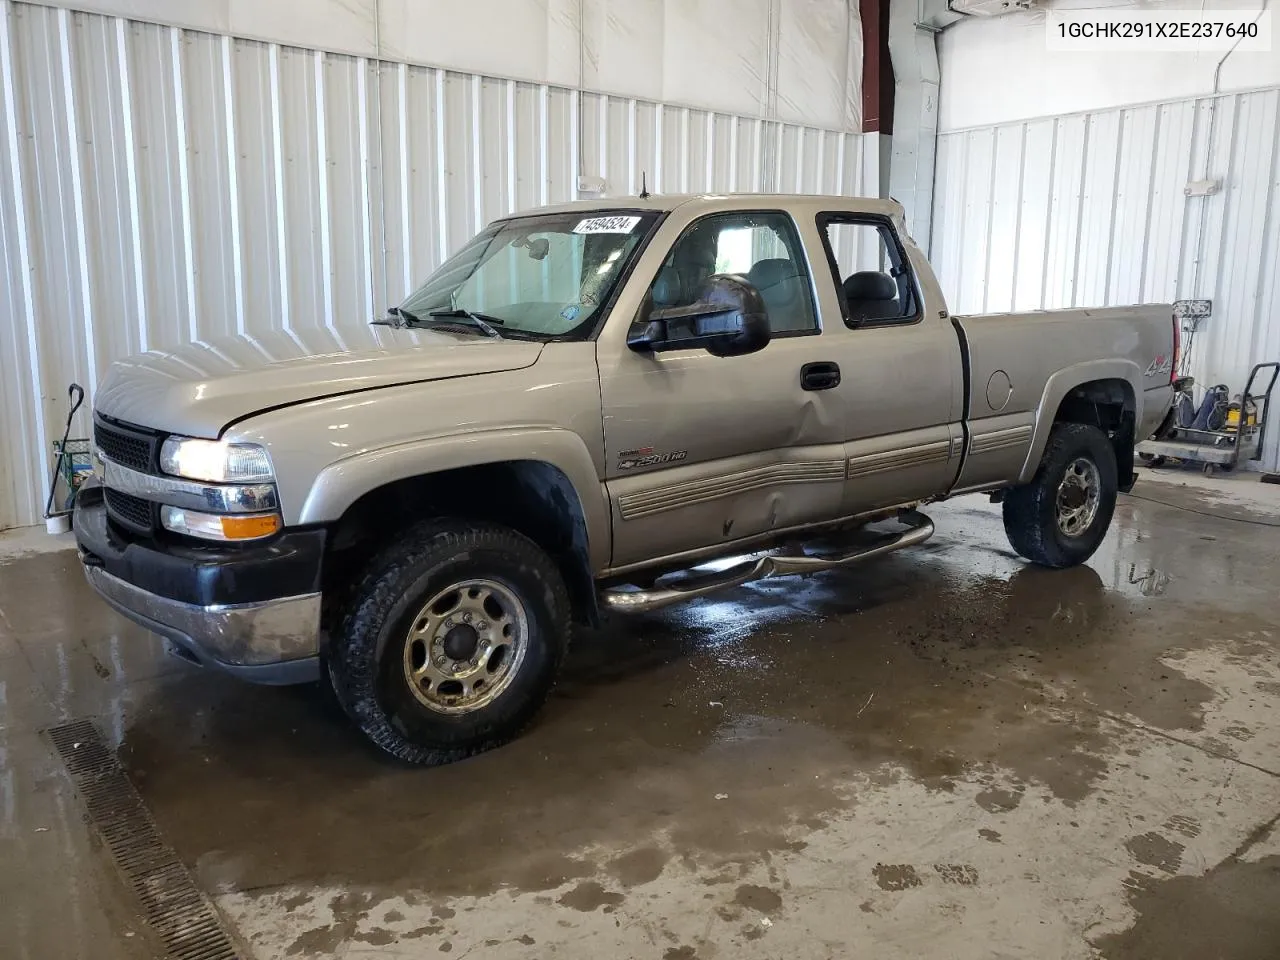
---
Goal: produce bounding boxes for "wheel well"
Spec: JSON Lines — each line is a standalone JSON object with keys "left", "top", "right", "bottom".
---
{"left": 322, "top": 461, "right": 598, "bottom": 628}
{"left": 1052, "top": 378, "right": 1136, "bottom": 491}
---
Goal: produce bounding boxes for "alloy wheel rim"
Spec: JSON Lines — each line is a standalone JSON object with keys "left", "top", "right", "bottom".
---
{"left": 1055, "top": 457, "right": 1101, "bottom": 537}
{"left": 401, "top": 578, "right": 529, "bottom": 715}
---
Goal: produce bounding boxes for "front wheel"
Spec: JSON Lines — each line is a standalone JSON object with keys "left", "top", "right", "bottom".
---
{"left": 1002, "top": 423, "right": 1118, "bottom": 568}
{"left": 328, "top": 520, "right": 571, "bottom": 765}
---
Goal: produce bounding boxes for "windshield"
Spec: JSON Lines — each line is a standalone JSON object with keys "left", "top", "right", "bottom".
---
{"left": 396, "top": 210, "right": 661, "bottom": 339}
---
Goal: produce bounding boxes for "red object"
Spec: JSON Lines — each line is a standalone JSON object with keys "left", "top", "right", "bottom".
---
{"left": 1170, "top": 314, "right": 1180, "bottom": 383}
{"left": 860, "top": 0, "right": 893, "bottom": 134}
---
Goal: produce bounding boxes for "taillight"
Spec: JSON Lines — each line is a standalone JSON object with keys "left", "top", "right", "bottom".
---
{"left": 1170, "top": 315, "right": 1180, "bottom": 384}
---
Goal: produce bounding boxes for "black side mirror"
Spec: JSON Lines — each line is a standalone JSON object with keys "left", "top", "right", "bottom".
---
{"left": 627, "top": 273, "right": 771, "bottom": 357}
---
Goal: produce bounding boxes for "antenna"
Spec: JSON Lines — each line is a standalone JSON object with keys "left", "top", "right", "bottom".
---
{"left": 639, "top": 171, "right": 650, "bottom": 200}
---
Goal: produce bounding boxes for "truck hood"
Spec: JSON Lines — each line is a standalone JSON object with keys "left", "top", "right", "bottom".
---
{"left": 94, "top": 325, "right": 544, "bottom": 437}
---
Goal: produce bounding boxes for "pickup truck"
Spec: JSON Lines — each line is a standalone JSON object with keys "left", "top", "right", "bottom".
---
{"left": 74, "top": 194, "right": 1177, "bottom": 764}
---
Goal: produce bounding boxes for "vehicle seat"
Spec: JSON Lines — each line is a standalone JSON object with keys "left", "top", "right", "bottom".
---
{"left": 748, "top": 258, "right": 814, "bottom": 332}
{"left": 842, "top": 271, "right": 901, "bottom": 324}
{"left": 650, "top": 267, "right": 685, "bottom": 308}
{"left": 653, "top": 227, "right": 719, "bottom": 308}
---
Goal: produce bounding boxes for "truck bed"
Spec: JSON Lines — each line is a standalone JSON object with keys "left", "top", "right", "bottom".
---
{"left": 951, "top": 305, "right": 1176, "bottom": 493}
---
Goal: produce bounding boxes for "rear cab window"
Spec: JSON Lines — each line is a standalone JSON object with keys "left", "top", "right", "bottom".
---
{"left": 816, "top": 214, "right": 921, "bottom": 328}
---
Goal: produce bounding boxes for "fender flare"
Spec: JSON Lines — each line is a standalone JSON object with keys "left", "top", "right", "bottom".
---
{"left": 1017, "top": 360, "right": 1144, "bottom": 484}
{"left": 299, "top": 427, "right": 611, "bottom": 570}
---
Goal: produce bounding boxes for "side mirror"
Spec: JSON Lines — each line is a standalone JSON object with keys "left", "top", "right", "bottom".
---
{"left": 627, "top": 273, "right": 771, "bottom": 357}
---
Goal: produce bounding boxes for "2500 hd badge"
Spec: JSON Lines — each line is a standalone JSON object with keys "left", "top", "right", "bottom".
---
{"left": 617, "top": 448, "right": 688, "bottom": 470}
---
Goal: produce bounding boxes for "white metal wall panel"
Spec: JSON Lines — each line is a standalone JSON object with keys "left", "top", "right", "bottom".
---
{"left": 1211, "top": 90, "right": 1279, "bottom": 390}
{"left": 984, "top": 124, "right": 1023, "bottom": 315}
{"left": 928, "top": 131, "right": 960, "bottom": 305}
{"left": 932, "top": 86, "right": 1280, "bottom": 471}
{"left": 1106, "top": 107, "right": 1149, "bottom": 307}
{"left": 1075, "top": 111, "right": 1120, "bottom": 310}
{"left": 22, "top": 0, "right": 863, "bottom": 132}
{"left": 1143, "top": 101, "right": 1195, "bottom": 304}
{"left": 955, "top": 127, "right": 993, "bottom": 314}
{"left": 0, "top": 3, "right": 39, "bottom": 529}
{"left": 1012, "top": 119, "right": 1053, "bottom": 313}
{"left": 0, "top": 0, "right": 873, "bottom": 530}
{"left": 1043, "top": 116, "right": 1086, "bottom": 311}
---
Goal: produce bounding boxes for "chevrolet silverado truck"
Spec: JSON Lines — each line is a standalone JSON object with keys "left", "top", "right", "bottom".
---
{"left": 74, "top": 194, "right": 1178, "bottom": 764}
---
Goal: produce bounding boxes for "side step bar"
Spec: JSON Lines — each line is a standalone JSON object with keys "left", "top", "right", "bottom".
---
{"left": 601, "top": 510, "right": 935, "bottom": 614}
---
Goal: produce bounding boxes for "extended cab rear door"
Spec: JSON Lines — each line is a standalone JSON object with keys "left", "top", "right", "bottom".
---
{"left": 812, "top": 210, "right": 965, "bottom": 514}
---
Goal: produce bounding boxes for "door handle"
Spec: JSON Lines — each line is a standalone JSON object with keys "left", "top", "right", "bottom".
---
{"left": 800, "top": 361, "right": 841, "bottom": 391}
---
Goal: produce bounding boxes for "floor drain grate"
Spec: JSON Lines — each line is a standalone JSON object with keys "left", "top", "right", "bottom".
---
{"left": 47, "top": 719, "right": 242, "bottom": 960}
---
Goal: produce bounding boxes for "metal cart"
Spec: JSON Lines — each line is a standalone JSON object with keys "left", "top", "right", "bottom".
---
{"left": 1137, "top": 361, "right": 1280, "bottom": 475}
{"left": 49, "top": 437, "right": 93, "bottom": 513}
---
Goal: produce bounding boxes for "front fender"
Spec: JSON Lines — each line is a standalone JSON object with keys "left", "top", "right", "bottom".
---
{"left": 1018, "top": 360, "right": 1144, "bottom": 484}
{"left": 299, "top": 427, "right": 611, "bottom": 570}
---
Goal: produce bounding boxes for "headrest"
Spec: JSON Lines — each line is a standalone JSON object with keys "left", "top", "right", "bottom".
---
{"left": 674, "top": 227, "right": 718, "bottom": 270}
{"left": 651, "top": 267, "right": 684, "bottom": 307}
{"left": 843, "top": 271, "right": 897, "bottom": 302}
{"left": 748, "top": 258, "right": 799, "bottom": 290}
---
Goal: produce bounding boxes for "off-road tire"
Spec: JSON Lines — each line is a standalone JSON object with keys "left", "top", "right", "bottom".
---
{"left": 328, "top": 520, "right": 571, "bottom": 765}
{"left": 1002, "top": 423, "right": 1117, "bottom": 568}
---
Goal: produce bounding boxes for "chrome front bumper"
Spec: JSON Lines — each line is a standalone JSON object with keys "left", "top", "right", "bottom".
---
{"left": 83, "top": 564, "right": 322, "bottom": 685}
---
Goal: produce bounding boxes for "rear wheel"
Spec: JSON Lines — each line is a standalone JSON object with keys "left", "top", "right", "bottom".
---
{"left": 1003, "top": 423, "right": 1118, "bottom": 568}
{"left": 328, "top": 520, "right": 571, "bottom": 765}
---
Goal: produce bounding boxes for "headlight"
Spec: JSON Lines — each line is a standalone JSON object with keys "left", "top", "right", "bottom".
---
{"left": 160, "top": 506, "right": 282, "bottom": 541}
{"left": 160, "top": 437, "right": 274, "bottom": 483}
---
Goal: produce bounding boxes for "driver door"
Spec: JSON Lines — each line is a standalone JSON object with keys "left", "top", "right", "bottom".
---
{"left": 598, "top": 211, "right": 850, "bottom": 571}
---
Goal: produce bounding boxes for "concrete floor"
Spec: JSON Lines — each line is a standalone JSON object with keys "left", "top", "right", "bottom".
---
{"left": 3, "top": 469, "right": 1280, "bottom": 959}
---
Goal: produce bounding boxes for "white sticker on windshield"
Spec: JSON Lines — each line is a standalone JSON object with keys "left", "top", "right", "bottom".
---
{"left": 573, "top": 215, "right": 641, "bottom": 235}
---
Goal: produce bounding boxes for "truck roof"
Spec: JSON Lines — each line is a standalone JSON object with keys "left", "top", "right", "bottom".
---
{"left": 501, "top": 193, "right": 907, "bottom": 220}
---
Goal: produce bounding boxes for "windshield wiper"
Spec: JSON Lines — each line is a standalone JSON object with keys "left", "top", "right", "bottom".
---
{"left": 426, "top": 308, "right": 505, "bottom": 339}
{"left": 373, "top": 305, "right": 421, "bottom": 328}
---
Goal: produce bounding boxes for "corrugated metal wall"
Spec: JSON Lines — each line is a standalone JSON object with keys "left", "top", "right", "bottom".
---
{"left": 0, "top": 0, "right": 874, "bottom": 531}
{"left": 932, "top": 86, "right": 1280, "bottom": 471}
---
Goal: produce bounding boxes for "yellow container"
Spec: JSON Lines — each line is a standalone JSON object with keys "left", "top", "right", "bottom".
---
{"left": 1226, "top": 403, "right": 1257, "bottom": 430}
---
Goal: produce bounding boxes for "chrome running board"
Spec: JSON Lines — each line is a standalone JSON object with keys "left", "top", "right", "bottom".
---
{"left": 601, "top": 510, "right": 934, "bottom": 614}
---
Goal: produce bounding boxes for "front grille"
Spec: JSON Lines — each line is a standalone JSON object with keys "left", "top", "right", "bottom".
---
{"left": 105, "top": 489, "right": 154, "bottom": 533}
{"left": 94, "top": 418, "right": 156, "bottom": 472}
{"left": 96, "top": 417, "right": 161, "bottom": 535}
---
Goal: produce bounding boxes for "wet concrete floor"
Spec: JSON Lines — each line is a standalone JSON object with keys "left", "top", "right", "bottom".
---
{"left": 2, "top": 471, "right": 1280, "bottom": 959}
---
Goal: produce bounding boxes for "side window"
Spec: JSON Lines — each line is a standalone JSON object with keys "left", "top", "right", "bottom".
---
{"left": 649, "top": 212, "right": 818, "bottom": 334}
{"left": 819, "top": 217, "right": 919, "bottom": 327}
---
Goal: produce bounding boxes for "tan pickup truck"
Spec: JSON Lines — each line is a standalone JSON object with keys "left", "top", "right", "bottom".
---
{"left": 74, "top": 194, "right": 1177, "bottom": 764}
